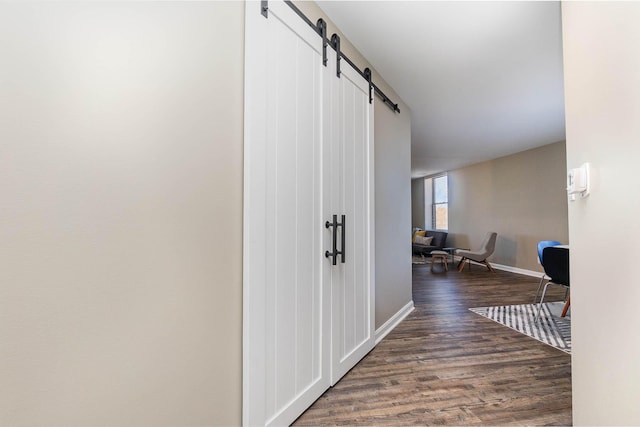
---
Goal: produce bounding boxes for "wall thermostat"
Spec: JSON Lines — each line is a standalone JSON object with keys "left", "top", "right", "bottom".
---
{"left": 567, "top": 163, "right": 590, "bottom": 201}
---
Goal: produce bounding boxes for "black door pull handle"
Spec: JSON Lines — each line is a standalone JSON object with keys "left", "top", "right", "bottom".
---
{"left": 338, "top": 214, "right": 345, "bottom": 263}
{"left": 325, "top": 214, "right": 346, "bottom": 265}
{"left": 325, "top": 215, "right": 338, "bottom": 265}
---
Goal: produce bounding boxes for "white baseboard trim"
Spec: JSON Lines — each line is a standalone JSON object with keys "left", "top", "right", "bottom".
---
{"left": 491, "top": 263, "right": 541, "bottom": 278}
{"left": 452, "top": 255, "right": 541, "bottom": 278}
{"left": 375, "top": 300, "right": 415, "bottom": 344}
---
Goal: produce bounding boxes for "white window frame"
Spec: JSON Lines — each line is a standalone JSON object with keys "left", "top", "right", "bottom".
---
{"left": 431, "top": 174, "right": 448, "bottom": 230}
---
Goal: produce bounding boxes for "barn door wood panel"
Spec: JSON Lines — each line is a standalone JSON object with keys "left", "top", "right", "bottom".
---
{"left": 323, "top": 52, "right": 375, "bottom": 386}
{"left": 244, "top": 2, "right": 329, "bottom": 426}
{"left": 244, "top": 1, "right": 375, "bottom": 425}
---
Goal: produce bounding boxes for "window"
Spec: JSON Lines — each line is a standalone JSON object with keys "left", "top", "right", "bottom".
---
{"left": 432, "top": 174, "right": 448, "bottom": 230}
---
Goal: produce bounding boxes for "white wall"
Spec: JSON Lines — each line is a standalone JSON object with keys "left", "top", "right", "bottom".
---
{"left": 563, "top": 3, "right": 640, "bottom": 425}
{"left": 0, "top": 3, "right": 244, "bottom": 425}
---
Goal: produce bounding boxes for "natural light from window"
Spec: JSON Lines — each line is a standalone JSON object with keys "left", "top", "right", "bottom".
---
{"left": 433, "top": 175, "right": 448, "bottom": 230}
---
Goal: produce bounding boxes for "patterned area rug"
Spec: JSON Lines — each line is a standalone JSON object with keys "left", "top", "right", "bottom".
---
{"left": 412, "top": 255, "right": 430, "bottom": 264}
{"left": 469, "top": 302, "right": 571, "bottom": 354}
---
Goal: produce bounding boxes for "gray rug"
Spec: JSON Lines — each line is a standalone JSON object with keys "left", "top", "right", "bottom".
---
{"left": 412, "top": 255, "right": 430, "bottom": 264}
{"left": 469, "top": 302, "right": 571, "bottom": 354}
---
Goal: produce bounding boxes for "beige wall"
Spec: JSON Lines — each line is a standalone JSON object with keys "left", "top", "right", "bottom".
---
{"left": 563, "top": 3, "right": 640, "bottom": 424}
{"left": 411, "top": 179, "right": 426, "bottom": 230}
{"left": 0, "top": 1, "right": 411, "bottom": 424}
{"left": 0, "top": 2, "right": 243, "bottom": 425}
{"left": 448, "top": 141, "right": 569, "bottom": 272}
{"left": 295, "top": 2, "right": 413, "bottom": 329}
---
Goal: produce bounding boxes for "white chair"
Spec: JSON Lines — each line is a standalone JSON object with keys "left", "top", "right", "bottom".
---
{"left": 456, "top": 232, "right": 498, "bottom": 272}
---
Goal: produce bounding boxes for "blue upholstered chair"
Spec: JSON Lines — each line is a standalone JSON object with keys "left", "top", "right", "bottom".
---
{"left": 533, "top": 240, "right": 562, "bottom": 304}
{"left": 535, "top": 246, "right": 570, "bottom": 322}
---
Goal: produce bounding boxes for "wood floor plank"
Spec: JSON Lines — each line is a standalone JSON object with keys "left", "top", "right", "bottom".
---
{"left": 293, "top": 264, "right": 572, "bottom": 426}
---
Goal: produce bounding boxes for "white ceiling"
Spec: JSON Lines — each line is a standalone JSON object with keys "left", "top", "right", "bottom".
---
{"left": 317, "top": 1, "right": 566, "bottom": 178}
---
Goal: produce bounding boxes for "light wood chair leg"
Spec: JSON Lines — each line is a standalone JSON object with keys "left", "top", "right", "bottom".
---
{"left": 484, "top": 260, "right": 495, "bottom": 273}
{"left": 431, "top": 254, "right": 449, "bottom": 273}
{"left": 457, "top": 257, "right": 466, "bottom": 272}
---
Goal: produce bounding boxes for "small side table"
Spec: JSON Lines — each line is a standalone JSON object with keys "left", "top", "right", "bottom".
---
{"left": 430, "top": 250, "right": 449, "bottom": 273}
{"left": 443, "top": 247, "right": 462, "bottom": 264}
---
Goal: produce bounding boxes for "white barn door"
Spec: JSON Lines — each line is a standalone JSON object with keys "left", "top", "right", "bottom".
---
{"left": 244, "top": 1, "right": 374, "bottom": 425}
{"left": 323, "top": 53, "right": 375, "bottom": 385}
{"left": 244, "top": 2, "right": 329, "bottom": 426}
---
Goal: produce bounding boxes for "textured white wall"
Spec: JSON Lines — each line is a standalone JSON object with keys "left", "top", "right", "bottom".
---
{"left": 0, "top": 3, "right": 244, "bottom": 425}
{"left": 563, "top": 2, "right": 640, "bottom": 425}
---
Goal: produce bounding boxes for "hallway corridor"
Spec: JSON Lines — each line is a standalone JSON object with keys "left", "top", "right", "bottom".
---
{"left": 294, "top": 263, "right": 572, "bottom": 425}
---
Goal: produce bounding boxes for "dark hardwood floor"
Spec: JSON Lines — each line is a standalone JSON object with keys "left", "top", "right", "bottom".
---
{"left": 294, "top": 262, "right": 572, "bottom": 426}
